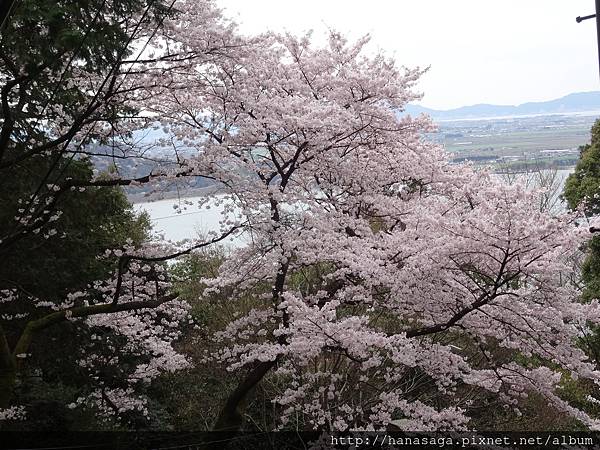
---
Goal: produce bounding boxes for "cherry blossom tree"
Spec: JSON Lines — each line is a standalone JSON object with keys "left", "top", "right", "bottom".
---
{"left": 149, "top": 19, "right": 600, "bottom": 431}
{"left": 3, "top": 0, "right": 600, "bottom": 432}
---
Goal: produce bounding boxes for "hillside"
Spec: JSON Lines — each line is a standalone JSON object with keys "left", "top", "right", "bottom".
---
{"left": 404, "top": 91, "right": 600, "bottom": 120}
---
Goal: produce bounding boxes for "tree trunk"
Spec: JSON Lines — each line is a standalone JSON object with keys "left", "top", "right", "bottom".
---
{"left": 0, "top": 0, "right": 16, "bottom": 31}
{"left": 0, "top": 326, "right": 16, "bottom": 409}
{"left": 213, "top": 360, "right": 277, "bottom": 431}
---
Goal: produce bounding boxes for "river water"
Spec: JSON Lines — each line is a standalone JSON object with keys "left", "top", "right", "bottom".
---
{"left": 133, "top": 195, "right": 245, "bottom": 246}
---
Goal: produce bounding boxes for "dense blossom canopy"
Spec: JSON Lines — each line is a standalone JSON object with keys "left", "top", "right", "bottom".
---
{"left": 2, "top": 0, "right": 600, "bottom": 431}
{"left": 137, "top": 0, "right": 600, "bottom": 431}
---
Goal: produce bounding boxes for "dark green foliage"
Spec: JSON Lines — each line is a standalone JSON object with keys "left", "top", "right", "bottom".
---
{"left": 0, "top": 0, "right": 174, "bottom": 151}
{"left": 580, "top": 236, "right": 600, "bottom": 302}
{"left": 0, "top": 156, "right": 150, "bottom": 300}
{"left": 0, "top": 156, "right": 151, "bottom": 430}
{"left": 556, "top": 119, "right": 600, "bottom": 422}
{"left": 0, "top": 0, "right": 177, "bottom": 430}
{"left": 564, "top": 120, "right": 600, "bottom": 302}
{"left": 563, "top": 120, "right": 600, "bottom": 214}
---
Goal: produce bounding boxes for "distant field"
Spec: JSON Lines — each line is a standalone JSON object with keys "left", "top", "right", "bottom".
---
{"left": 431, "top": 114, "right": 597, "bottom": 166}
{"left": 443, "top": 127, "right": 590, "bottom": 154}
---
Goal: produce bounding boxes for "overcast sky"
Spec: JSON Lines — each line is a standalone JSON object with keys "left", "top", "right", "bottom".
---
{"left": 218, "top": 0, "right": 600, "bottom": 110}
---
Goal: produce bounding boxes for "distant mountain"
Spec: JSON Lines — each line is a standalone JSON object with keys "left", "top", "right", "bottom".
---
{"left": 404, "top": 91, "right": 600, "bottom": 120}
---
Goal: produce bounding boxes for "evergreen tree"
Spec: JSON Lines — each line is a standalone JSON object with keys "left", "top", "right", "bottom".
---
{"left": 564, "top": 119, "right": 600, "bottom": 302}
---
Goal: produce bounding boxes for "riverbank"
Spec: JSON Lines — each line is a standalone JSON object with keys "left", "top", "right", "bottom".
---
{"left": 126, "top": 184, "right": 222, "bottom": 203}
